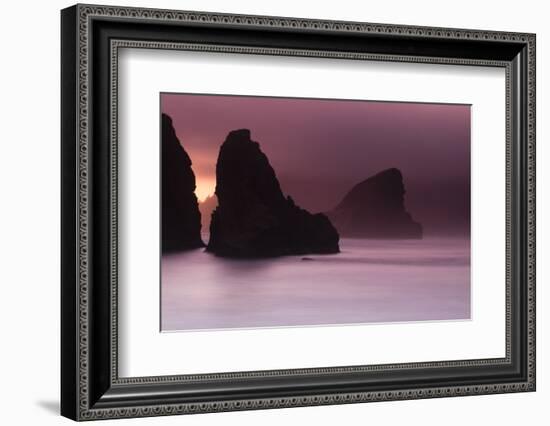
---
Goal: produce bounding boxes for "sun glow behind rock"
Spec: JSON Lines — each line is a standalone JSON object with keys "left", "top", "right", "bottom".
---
{"left": 195, "top": 176, "right": 216, "bottom": 202}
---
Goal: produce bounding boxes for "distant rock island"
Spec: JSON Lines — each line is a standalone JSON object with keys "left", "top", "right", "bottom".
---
{"left": 199, "top": 194, "right": 217, "bottom": 232}
{"left": 207, "top": 129, "right": 340, "bottom": 257}
{"left": 161, "top": 113, "right": 204, "bottom": 252}
{"left": 327, "top": 168, "right": 422, "bottom": 239}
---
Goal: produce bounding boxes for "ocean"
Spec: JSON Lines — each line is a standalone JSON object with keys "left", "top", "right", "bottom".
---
{"left": 161, "top": 237, "right": 470, "bottom": 331}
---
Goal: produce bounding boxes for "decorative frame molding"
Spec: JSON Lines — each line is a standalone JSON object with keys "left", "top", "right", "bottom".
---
{"left": 61, "top": 4, "right": 536, "bottom": 421}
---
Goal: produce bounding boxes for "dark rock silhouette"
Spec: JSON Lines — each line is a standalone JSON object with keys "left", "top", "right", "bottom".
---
{"left": 198, "top": 194, "right": 217, "bottom": 232}
{"left": 161, "top": 113, "right": 204, "bottom": 252}
{"left": 207, "top": 129, "right": 340, "bottom": 257}
{"left": 327, "top": 168, "right": 422, "bottom": 239}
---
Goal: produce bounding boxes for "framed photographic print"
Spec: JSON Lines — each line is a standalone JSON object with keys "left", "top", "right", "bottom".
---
{"left": 61, "top": 4, "right": 536, "bottom": 421}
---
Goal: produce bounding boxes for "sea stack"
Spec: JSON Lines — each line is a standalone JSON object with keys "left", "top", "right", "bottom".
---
{"left": 327, "top": 168, "right": 422, "bottom": 239}
{"left": 198, "top": 194, "right": 217, "bottom": 232}
{"left": 161, "top": 113, "right": 204, "bottom": 252}
{"left": 207, "top": 129, "right": 339, "bottom": 257}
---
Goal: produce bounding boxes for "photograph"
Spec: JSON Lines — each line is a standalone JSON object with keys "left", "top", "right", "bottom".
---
{"left": 160, "top": 93, "right": 472, "bottom": 331}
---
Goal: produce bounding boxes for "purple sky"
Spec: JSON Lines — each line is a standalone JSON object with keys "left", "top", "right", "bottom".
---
{"left": 161, "top": 93, "right": 471, "bottom": 235}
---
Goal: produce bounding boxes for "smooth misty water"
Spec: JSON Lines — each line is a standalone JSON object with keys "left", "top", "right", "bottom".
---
{"left": 161, "top": 238, "right": 470, "bottom": 331}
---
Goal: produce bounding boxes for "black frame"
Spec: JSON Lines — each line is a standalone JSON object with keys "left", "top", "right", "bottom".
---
{"left": 61, "top": 4, "right": 536, "bottom": 421}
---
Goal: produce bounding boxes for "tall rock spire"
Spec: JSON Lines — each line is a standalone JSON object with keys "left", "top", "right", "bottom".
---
{"left": 207, "top": 129, "right": 339, "bottom": 257}
{"left": 161, "top": 113, "right": 204, "bottom": 252}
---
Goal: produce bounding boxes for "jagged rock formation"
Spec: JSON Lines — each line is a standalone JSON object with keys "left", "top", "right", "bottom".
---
{"left": 161, "top": 113, "right": 204, "bottom": 252}
{"left": 207, "top": 129, "right": 340, "bottom": 257}
{"left": 327, "top": 168, "right": 422, "bottom": 239}
{"left": 199, "top": 194, "right": 217, "bottom": 232}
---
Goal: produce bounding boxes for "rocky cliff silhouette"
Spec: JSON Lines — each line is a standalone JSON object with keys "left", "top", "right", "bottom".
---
{"left": 207, "top": 129, "right": 340, "bottom": 257}
{"left": 327, "top": 168, "right": 422, "bottom": 239}
{"left": 161, "top": 113, "right": 204, "bottom": 252}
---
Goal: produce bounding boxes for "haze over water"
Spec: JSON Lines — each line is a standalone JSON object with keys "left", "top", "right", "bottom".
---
{"left": 161, "top": 237, "right": 470, "bottom": 331}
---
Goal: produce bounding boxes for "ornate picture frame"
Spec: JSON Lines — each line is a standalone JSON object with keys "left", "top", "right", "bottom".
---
{"left": 61, "top": 4, "right": 535, "bottom": 421}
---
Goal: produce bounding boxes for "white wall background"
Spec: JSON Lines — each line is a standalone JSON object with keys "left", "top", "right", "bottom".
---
{"left": 0, "top": 0, "right": 546, "bottom": 424}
